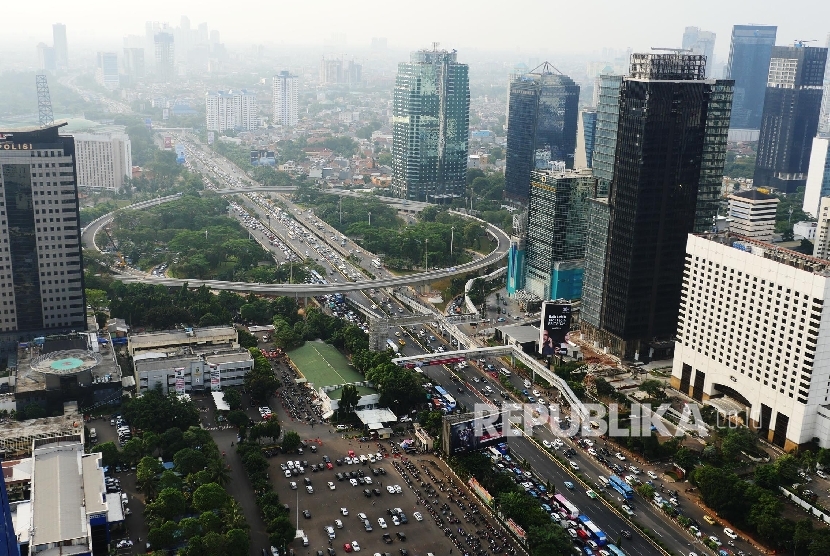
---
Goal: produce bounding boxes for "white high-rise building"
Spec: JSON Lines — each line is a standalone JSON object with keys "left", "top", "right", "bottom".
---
{"left": 727, "top": 189, "right": 779, "bottom": 241}
{"left": 672, "top": 232, "right": 830, "bottom": 450}
{"left": 74, "top": 129, "right": 133, "bottom": 192}
{"left": 814, "top": 197, "right": 830, "bottom": 259}
{"left": 205, "top": 90, "right": 256, "bottom": 133}
{"left": 272, "top": 71, "right": 299, "bottom": 126}
{"left": 804, "top": 137, "right": 830, "bottom": 218}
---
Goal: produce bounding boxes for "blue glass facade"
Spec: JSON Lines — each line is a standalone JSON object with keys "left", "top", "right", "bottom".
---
{"left": 726, "top": 25, "right": 777, "bottom": 130}
{"left": 550, "top": 263, "right": 584, "bottom": 301}
{"left": 506, "top": 237, "right": 526, "bottom": 296}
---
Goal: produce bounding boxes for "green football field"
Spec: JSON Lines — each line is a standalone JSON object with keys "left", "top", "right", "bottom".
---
{"left": 288, "top": 340, "right": 363, "bottom": 387}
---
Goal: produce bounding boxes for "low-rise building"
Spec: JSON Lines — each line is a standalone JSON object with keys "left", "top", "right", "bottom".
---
{"left": 127, "top": 326, "right": 238, "bottom": 357}
{"left": 134, "top": 348, "right": 253, "bottom": 394}
{"left": 794, "top": 221, "right": 818, "bottom": 241}
{"left": 727, "top": 189, "right": 779, "bottom": 241}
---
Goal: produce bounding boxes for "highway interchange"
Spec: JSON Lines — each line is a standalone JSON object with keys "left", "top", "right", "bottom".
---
{"left": 85, "top": 132, "right": 749, "bottom": 556}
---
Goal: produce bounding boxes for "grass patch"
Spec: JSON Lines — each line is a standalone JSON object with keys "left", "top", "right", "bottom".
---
{"left": 288, "top": 340, "right": 363, "bottom": 387}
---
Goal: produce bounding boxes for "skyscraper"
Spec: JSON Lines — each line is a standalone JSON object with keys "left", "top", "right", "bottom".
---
{"left": 95, "top": 52, "right": 119, "bottom": 89}
{"left": 52, "top": 23, "right": 68, "bottom": 70}
{"left": 391, "top": 48, "right": 469, "bottom": 202}
{"left": 682, "top": 26, "right": 716, "bottom": 76}
{"left": 154, "top": 30, "right": 175, "bottom": 82}
{"left": 820, "top": 34, "right": 830, "bottom": 136}
{"left": 754, "top": 44, "right": 828, "bottom": 193}
{"left": 123, "top": 47, "right": 145, "bottom": 80}
{"left": 580, "top": 53, "right": 734, "bottom": 359}
{"left": 206, "top": 90, "right": 257, "bottom": 132}
{"left": 804, "top": 137, "right": 830, "bottom": 217}
{"left": 726, "top": 25, "right": 777, "bottom": 131}
{"left": 272, "top": 71, "right": 299, "bottom": 127}
{"left": 37, "top": 43, "right": 56, "bottom": 73}
{"left": 504, "top": 63, "right": 580, "bottom": 201}
{"left": 524, "top": 168, "right": 595, "bottom": 301}
{"left": 0, "top": 124, "right": 86, "bottom": 338}
{"left": 574, "top": 109, "right": 598, "bottom": 169}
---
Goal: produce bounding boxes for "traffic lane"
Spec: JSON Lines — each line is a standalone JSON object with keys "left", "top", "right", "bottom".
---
{"left": 530, "top": 427, "right": 696, "bottom": 555}
{"left": 507, "top": 436, "right": 658, "bottom": 556}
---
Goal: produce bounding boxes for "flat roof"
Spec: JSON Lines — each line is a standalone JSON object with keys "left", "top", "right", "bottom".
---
{"left": 205, "top": 350, "right": 252, "bottom": 365}
{"left": 82, "top": 453, "right": 106, "bottom": 515}
{"left": 31, "top": 441, "right": 86, "bottom": 547}
{"left": 354, "top": 408, "right": 397, "bottom": 426}
{"left": 497, "top": 324, "right": 541, "bottom": 343}
{"left": 129, "top": 326, "right": 237, "bottom": 351}
{"left": 212, "top": 391, "right": 230, "bottom": 411}
{"left": 327, "top": 385, "right": 376, "bottom": 400}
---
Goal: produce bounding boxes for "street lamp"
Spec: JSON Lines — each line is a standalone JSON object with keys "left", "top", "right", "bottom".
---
{"left": 450, "top": 226, "right": 455, "bottom": 260}
{"left": 368, "top": 211, "right": 371, "bottom": 226}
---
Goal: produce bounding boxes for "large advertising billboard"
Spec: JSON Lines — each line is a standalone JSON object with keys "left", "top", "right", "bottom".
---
{"left": 446, "top": 411, "right": 504, "bottom": 455}
{"left": 539, "top": 302, "right": 572, "bottom": 356}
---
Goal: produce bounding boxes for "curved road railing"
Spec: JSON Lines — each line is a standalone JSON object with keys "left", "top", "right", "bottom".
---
{"left": 83, "top": 195, "right": 509, "bottom": 294}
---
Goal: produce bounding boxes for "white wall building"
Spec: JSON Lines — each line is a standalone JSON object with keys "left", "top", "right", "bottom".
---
{"left": 74, "top": 130, "right": 132, "bottom": 192}
{"left": 272, "top": 71, "right": 299, "bottom": 126}
{"left": 804, "top": 137, "right": 830, "bottom": 218}
{"left": 727, "top": 189, "right": 779, "bottom": 241}
{"left": 672, "top": 233, "right": 830, "bottom": 450}
{"left": 205, "top": 90, "right": 256, "bottom": 133}
{"left": 814, "top": 197, "right": 830, "bottom": 259}
{"left": 793, "top": 221, "right": 817, "bottom": 241}
{"left": 134, "top": 349, "right": 253, "bottom": 394}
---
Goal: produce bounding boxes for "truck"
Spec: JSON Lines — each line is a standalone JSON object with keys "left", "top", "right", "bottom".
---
{"left": 386, "top": 339, "right": 400, "bottom": 353}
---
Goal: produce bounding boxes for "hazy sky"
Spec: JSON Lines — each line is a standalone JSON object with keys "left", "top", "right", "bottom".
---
{"left": 2, "top": 0, "right": 828, "bottom": 59}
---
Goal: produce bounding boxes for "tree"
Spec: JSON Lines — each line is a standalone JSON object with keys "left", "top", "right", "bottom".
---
{"left": 227, "top": 410, "right": 250, "bottom": 429}
{"left": 199, "top": 510, "right": 223, "bottom": 534}
{"left": 338, "top": 384, "right": 360, "bottom": 417}
{"left": 527, "top": 524, "right": 572, "bottom": 556}
{"left": 158, "top": 470, "right": 183, "bottom": 492}
{"left": 91, "top": 441, "right": 121, "bottom": 467}
{"left": 147, "top": 520, "right": 179, "bottom": 549}
{"left": 174, "top": 447, "right": 208, "bottom": 476}
{"left": 237, "top": 328, "right": 259, "bottom": 348}
{"left": 137, "top": 456, "right": 164, "bottom": 499}
{"left": 147, "top": 487, "right": 186, "bottom": 522}
{"left": 638, "top": 379, "right": 666, "bottom": 399}
{"left": 192, "top": 482, "right": 229, "bottom": 513}
{"left": 121, "top": 438, "right": 145, "bottom": 465}
{"left": 225, "top": 528, "right": 250, "bottom": 556}
{"left": 123, "top": 384, "right": 199, "bottom": 434}
{"left": 222, "top": 388, "right": 242, "bottom": 411}
{"left": 267, "top": 515, "right": 296, "bottom": 549}
{"left": 721, "top": 427, "right": 758, "bottom": 460}
{"left": 85, "top": 288, "right": 110, "bottom": 310}
{"left": 281, "top": 430, "right": 301, "bottom": 453}
{"left": 208, "top": 460, "right": 231, "bottom": 488}
{"left": 179, "top": 516, "right": 202, "bottom": 539}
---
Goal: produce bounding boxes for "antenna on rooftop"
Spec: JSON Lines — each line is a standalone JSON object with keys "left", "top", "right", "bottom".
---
{"left": 432, "top": 41, "right": 440, "bottom": 51}
{"left": 529, "top": 61, "right": 563, "bottom": 75}
{"left": 36, "top": 74, "right": 54, "bottom": 127}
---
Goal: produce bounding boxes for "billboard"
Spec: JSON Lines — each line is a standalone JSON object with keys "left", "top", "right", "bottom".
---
{"left": 445, "top": 411, "right": 504, "bottom": 455}
{"left": 163, "top": 136, "right": 173, "bottom": 150}
{"left": 539, "top": 301, "right": 572, "bottom": 356}
{"left": 162, "top": 108, "right": 170, "bottom": 120}
{"left": 207, "top": 131, "right": 215, "bottom": 145}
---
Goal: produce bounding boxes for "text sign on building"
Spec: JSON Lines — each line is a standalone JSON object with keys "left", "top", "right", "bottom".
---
{"left": 539, "top": 301, "right": 572, "bottom": 356}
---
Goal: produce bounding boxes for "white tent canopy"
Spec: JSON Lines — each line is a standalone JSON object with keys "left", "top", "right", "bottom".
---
{"left": 354, "top": 408, "right": 397, "bottom": 426}
{"left": 212, "top": 391, "right": 230, "bottom": 411}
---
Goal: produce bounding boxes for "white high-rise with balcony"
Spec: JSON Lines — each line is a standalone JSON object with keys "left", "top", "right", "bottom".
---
{"left": 272, "top": 71, "right": 299, "bottom": 126}
{"left": 74, "top": 129, "right": 132, "bottom": 192}
{"left": 205, "top": 90, "right": 256, "bottom": 133}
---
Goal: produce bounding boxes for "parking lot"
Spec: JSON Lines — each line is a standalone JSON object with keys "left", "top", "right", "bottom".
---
{"left": 267, "top": 440, "right": 517, "bottom": 556}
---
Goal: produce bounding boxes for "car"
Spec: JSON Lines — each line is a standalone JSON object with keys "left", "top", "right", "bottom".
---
{"left": 621, "top": 505, "right": 634, "bottom": 516}
{"left": 358, "top": 513, "right": 368, "bottom": 521}
{"left": 351, "top": 541, "right": 361, "bottom": 552}
{"left": 327, "top": 549, "right": 336, "bottom": 556}
{"left": 399, "top": 550, "right": 408, "bottom": 556}
{"left": 709, "top": 535, "right": 722, "bottom": 547}
{"left": 564, "top": 481, "right": 574, "bottom": 489}
{"left": 396, "top": 532, "right": 406, "bottom": 541}
{"left": 394, "top": 485, "right": 402, "bottom": 493}
{"left": 542, "top": 440, "right": 552, "bottom": 448}
{"left": 621, "top": 530, "right": 632, "bottom": 539}
{"left": 398, "top": 513, "right": 408, "bottom": 524}
{"left": 363, "top": 520, "right": 373, "bottom": 532}
{"left": 413, "top": 512, "right": 423, "bottom": 522}
{"left": 387, "top": 485, "right": 396, "bottom": 494}
{"left": 587, "top": 448, "right": 598, "bottom": 457}
{"left": 364, "top": 489, "right": 372, "bottom": 498}
{"left": 586, "top": 489, "right": 597, "bottom": 499}
{"left": 391, "top": 516, "right": 400, "bottom": 526}
{"left": 303, "top": 510, "right": 311, "bottom": 519}
{"left": 325, "top": 526, "right": 336, "bottom": 540}
{"left": 615, "top": 452, "right": 626, "bottom": 461}
{"left": 373, "top": 488, "right": 382, "bottom": 496}
{"left": 290, "top": 482, "right": 297, "bottom": 490}
{"left": 723, "top": 528, "right": 738, "bottom": 539}
{"left": 570, "top": 462, "right": 580, "bottom": 471}
{"left": 335, "top": 519, "right": 343, "bottom": 529}
{"left": 647, "top": 470, "right": 658, "bottom": 480}
{"left": 344, "top": 543, "right": 353, "bottom": 553}
{"left": 382, "top": 532, "right": 393, "bottom": 544}
{"left": 329, "top": 481, "right": 336, "bottom": 490}
{"left": 350, "top": 478, "right": 359, "bottom": 487}
{"left": 306, "top": 486, "right": 314, "bottom": 494}
{"left": 378, "top": 518, "right": 388, "bottom": 529}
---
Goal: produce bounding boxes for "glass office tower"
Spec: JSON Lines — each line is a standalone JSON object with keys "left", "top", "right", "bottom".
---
{"left": 391, "top": 49, "right": 469, "bottom": 202}
{"left": 504, "top": 63, "right": 580, "bottom": 202}
{"left": 726, "top": 25, "right": 777, "bottom": 130}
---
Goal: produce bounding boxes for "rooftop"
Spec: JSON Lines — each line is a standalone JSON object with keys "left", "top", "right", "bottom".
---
{"left": 496, "top": 324, "right": 541, "bottom": 344}
{"left": 128, "top": 326, "right": 237, "bottom": 354}
{"left": 31, "top": 441, "right": 87, "bottom": 548}
{"left": 729, "top": 189, "right": 778, "bottom": 201}
{"left": 326, "top": 385, "right": 376, "bottom": 400}
{"left": 696, "top": 232, "right": 830, "bottom": 275}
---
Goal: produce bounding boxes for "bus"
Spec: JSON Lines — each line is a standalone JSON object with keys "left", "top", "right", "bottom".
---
{"left": 372, "top": 258, "right": 382, "bottom": 269}
{"left": 434, "top": 386, "right": 457, "bottom": 412}
{"left": 553, "top": 494, "right": 579, "bottom": 520}
{"left": 577, "top": 515, "right": 608, "bottom": 546}
{"left": 386, "top": 339, "right": 400, "bottom": 353}
{"left": 487, "top": 447, "right": 502, "bottom": 462}
{"left": 606, "top": 545, "right": 626, "bottom": 556}
{"left": 609, "top": 475, "right": 634, "bottom": 500}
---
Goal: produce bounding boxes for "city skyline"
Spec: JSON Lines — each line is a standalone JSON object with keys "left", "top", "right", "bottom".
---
{"left": 2, "top": 0, "right": 828, "bottom": 59}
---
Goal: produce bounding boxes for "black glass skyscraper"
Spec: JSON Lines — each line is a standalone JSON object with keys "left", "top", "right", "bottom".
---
{"left": 504, "top": 63, "right": 580, "bottom": 202}
{"left": 726, "top": 25, "right": 777, "bottom": 130}
{"left": 0, "top": 124, "right": 86, "bottom": 340}
{"left": 754, "top": 44, "right": 828, "bottom": 193}
{"left": 581, "top": 54, "right": 733, "bottom": 359}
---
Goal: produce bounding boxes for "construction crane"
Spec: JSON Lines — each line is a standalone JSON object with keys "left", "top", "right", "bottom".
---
{"left": 36, "top": 74, "right": 54, "bottom": 127}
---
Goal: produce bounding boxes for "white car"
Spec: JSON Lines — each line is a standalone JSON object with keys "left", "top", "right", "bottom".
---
{"left": 350, "top": 478, "right": 359, "bottom": 487}
{"left": 532, "top": 389, "right": 540, "bottom": 397}
{"left": 290, "top": 482, "right": 297, "bottom": 490}
{"left": 413, "top": 512, "right": 423, "bottom": 522}
{"left": 391, "top": 515, "right": 400, "bottom": 526}
{"left": 341, "top": 508, "right": 349, "bottom": 516}
{"left": 357, "top": 513, "right": 368, "bottom": 521}
{"left": 570, "top": 461, "right": 580, "bottom": 471}
{"left": 306, "top": 486, "right": 314, "bottom": 494}
{"left": 542, "top": 440, "right": 552, "bottom": 449}
{"left": 335, "top": 519, "right": 343, "bottom": 529}
{"left": 647, "top": 470, "right": 658, "bottom": 480}
{"left": 364, "top": 477, "right": 372, "bottom": 484}
{"left": 587, "top": 448, "right": 597, "bottom": 456}
{"left": 723, "top": 528, "right": 738, "bottom": 539}
{"left": 328, "top": 481, "right": 336, "bottom": 490}
{"left": 615, "top": 452, "right": 627, "bottom": 461}
{"left": 351, "top": 541, "right": 361, "bottom": 552}
{"left": 621, "top": 505, "right": 634, "bottom": 516}
{"left": 284, "top": 469, "right": 292, "bottom": 478}
{"left": 386, "top": 485, "right": 396, "bottom": 494}
{"left": 394, "top": 484, "right": 402, "bottom": 494}
{"left": 378, "top": 518, "right": 387, "bottom": 529}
